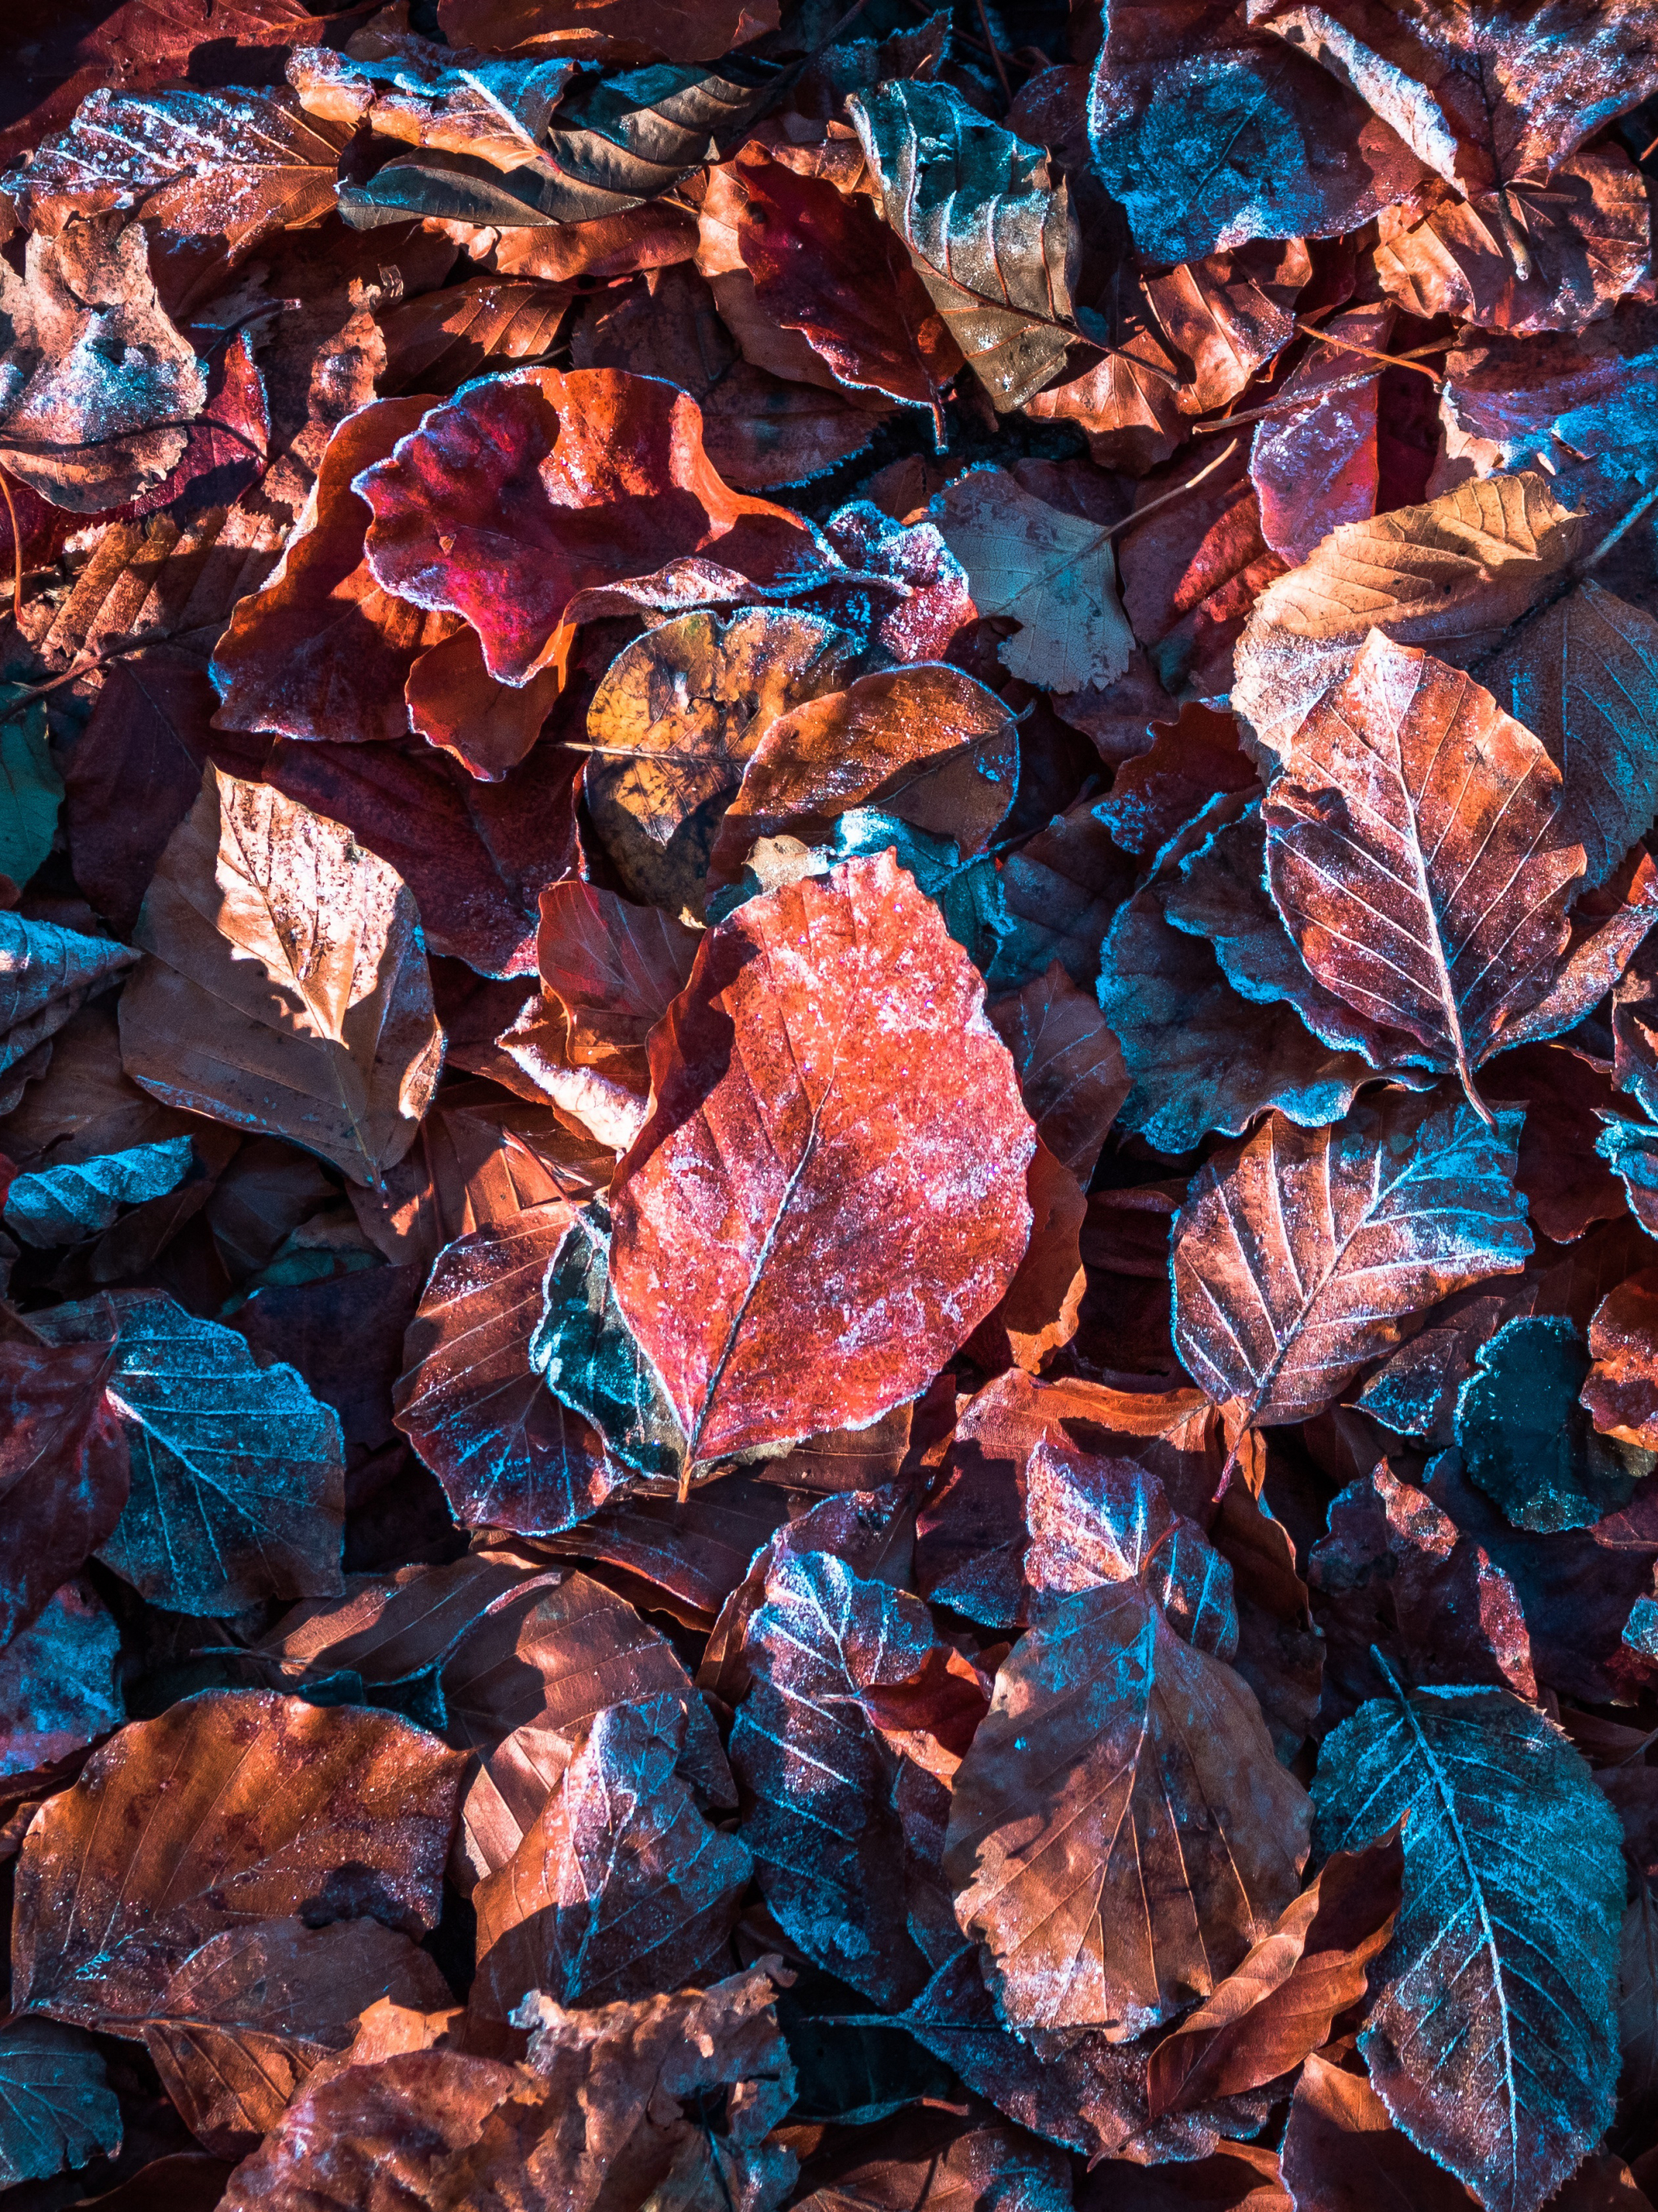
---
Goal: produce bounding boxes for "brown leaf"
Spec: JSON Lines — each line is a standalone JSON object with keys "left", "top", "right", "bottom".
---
{"left": 1146, "top": 1830, "right": 1404, "bottom": 2113}
{"left": 610, "top": 853, "right": 1035, "bottom": 1467}
{"left": 1585, "top": 1270, "right": 1658, "bottom": 1450}
{"left": 1262, "top": 632, "right": 1586, "bottom": 1108}
{"left": 583, "top": 605, "right": 856, "bottom": 921}
{"left": 945, "top": 1577, "right": 1312, "bottom": 2037}
{"left": 711, "top": 663, "right": 1017, "bottom": 884}
{"left": 1279, "top": 2048, "right": 1478, "bottom": 2212}
{"left": 526, "top": 1470, "right": 791, "bottom": 1627}
{"left": 1096, "top": 703, "right": 1259, "bottom": 860}
{"left": 12, "top": 1690, "right": 466, "bottom": 2031}
{"left": 0, "top": 216, "right": 206, "bottom": 511}
{"left": 793, "top": 2108, "right": 1074, "bottom": 2211}
{"left": 141, "top": 1917, "right": 455, "bottom": 2155}
{"left": 962, "top": 1138, "right": 1087, "bottom": 1377}
{"left": 1251, "top": 303, "right": 1392, "bottom": 564}
{"left": 0, "top": 1331, "right": 128, "bottom": 1648}
{"left": 985, "top": 959, "right": 1129, "bottom": 1185}
{"left": 471, "top": 1693, "right": 750, "bottom": 2019}
{"left": 118, "top": 767, "right": 444, "bottom": 1186}
{"left": 289, "top": 42, "right": 572, "bottom": 176}
{"left": 377, "top": 275, "right": 571, "bottom": 395}
{"left": 530, "top": 879, "right": 698, "bottom": 1096}
{"left": 1172, "top": 1087, "right": 1533, "bottom": 1437}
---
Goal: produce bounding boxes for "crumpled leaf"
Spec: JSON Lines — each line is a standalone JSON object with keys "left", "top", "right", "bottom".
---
{"left": 711, "top": 662, "right": 1018, "bottom": 884}
{"left": 0, "top": 215, "right": 206, "bottom": 511}
{"left": 945, "top": 1576, "right": 1312, "bottom": 2039}
{"left": 354, "top": 365, "right": 815, "bottom": 691}
{"left": 32, "top": 1287, "right": 346, "bottom": 1616}
{"left": 0, "top": 2019, "right": 121, "bottom": 2190}
{"left": 729, "top": 1543, "right": 989, "bottom": 2007}
{"left": 12, "top": 1688, "right": 466, "bottom": 2031}
{"left": 1171, "top": 1087, "right": 1532, "bottom": 1436}
{"left": 929, "top": 469, "right": 1133, "bottom": 696}
{"left": 582, "top": 604, "right": 854, "bottom": 921}
{"left": 472, "top": 1693, "right": 750, "bottom": 2018}
{"left": 393, "top": 1201, "right": 625, "bottom": 1537}
{"left": 848, "top": 80, "right": 1078, "bottom": 413}
{"left": 1146, "top": 1829, "right": 1404, "bottom": 2114}
{"left": 1456, "top": 1312, "right": 1653, "bottom": 1533}
{"left": 289, "top": 40, "right": 573, "bottom": 176}
{"left": 1262, "top": 631, "right": 1586, "bottom": 1109}
{"left": 3, "top": 1133, "right": 193, "bottom": 1247}
{"left": 1312, "top": 1681, "right": 1627, "bottom": 2212}
{"left": 118, "top": 766, "right": 444, "bottom": 1187}
{"left": 610, "top": 852, "right": 1035, "bottom": 1467}
{"left": 1087, "top": 1, "right": 1427, "bottom": 265}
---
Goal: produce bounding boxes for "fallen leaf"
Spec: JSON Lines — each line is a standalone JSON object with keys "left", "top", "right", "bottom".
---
{"left": 1251, "top": 303, "right": 1392, "bottom": 564}
{"left": 985, "top": 960, "right": 1129, "bottom": 1185}
{"left": 0, "top": 2020, "right": 121, "bottom": 2190}
{"left": 12, "top": 1689, "right": 466, "bottom": 2030}
{"left": 929, "top": 468, "right": 1134, "bottom": 696}
{"left": 31, "top": 1287, "right": 345, "bottom": 1615}
{"left": 1456, "top": 1312, "right": 1650, "bottom": 1533}
{"left": 118, "top": 766, "right": 444, "bottom": 1186}
{"left": 610, "top": 852, "right": 1035, "bottom": 1466}
{"left": 1173, "top": 1087, "right": 1532, "bottom": 1442}
{"left": 1146, "top": 1829, "right": 1404, "bottom": 2112}
{"left": 1312, "top": 1682, "right": 1626, "bottom": 2212}
{"left": 1585, "top": 1268, "right": 1658, "bottom": 1449}
{"left": 0, "top": 1577, "right": 124, "bottom": 1777}
{"left": 0, "top": 1331, "right": 129, "bottom": 1647}
{"left": 1279, "top": 2050, "right": 1477, "bottom": 2212}
{"left": 848, "top": 79, "right": 1078, "bottom": 412}
{"left": 945, "top": 1577, "right": 1312, "bottom": 2038}
{"left": 4, "top": 1133, "right": 194, "bottom": 1246}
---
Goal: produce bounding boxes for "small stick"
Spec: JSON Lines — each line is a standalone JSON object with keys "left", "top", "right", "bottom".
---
{"left": 1105, "top": 436, "right": 1242, "bottom": 541}
{"left": 1293, "top": 317, "right": 1443, "bottom": 383}
{"left": 1192, "top": 372, "right": 1380, "bottom": 432}
{"left": 0, "top": 472, "right": 23, "bottom": 632}
{"left": 971, "top": 0, "right": 1016, "bottom": 108}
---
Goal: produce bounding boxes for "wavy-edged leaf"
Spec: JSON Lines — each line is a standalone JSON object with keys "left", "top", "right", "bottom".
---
{"left": 1262, "top": 632, "right": 1585, "bottom": 1110}
{"left": 1312, "top": 1682, "right": 1626, "bottom": 2212}
{"left": 393, "top": 1202, "right": 625, "bottom": 1537}
{"left": 32, "top": 1289, "right": 345, "bottom": 1617}
{"left": 0, "top": 1334, "right": 129, "bottom": 1648}
{"left": 1251, "top": 302, "right": 1391, "bottom": 565}
{"left": 729, "top": 1544, "right": 989, "bottom": 2009}
{"left": 0, "top": 2020, "right": 121, "bottom": 2189}
{"left": 0, "top": 909, "right": 136, "bottom": 1083}
{"left": 515, "top": 62, "right": 776, "bottom": 224}
{"left": 1232, "top": 470, "right": 1583, "bottom": 765}
{"left": 473, "top": 1694, "right": 750, "bottom": 2019}
{"left": 1171, "top": 1087, "right": 1532, "bottom": 1435}
{"left": 119, "top": 767, "right": 444, "bottom": 1186}
{"left": 929, "top": 468, "right": 1134, "bottom": 695}
{"left": 848, "top": 80, "right": 1078, "bottom": 412}
{"left": 711, "top": 663, "right": 1018, "bottom": 885}
{"left": 1146, "top": 1830, "right": 1404, "bottom": 2115}
{"left": 610, "top": 853, "right": 1035, "bottom": 1467}
{"left": 13, "top": 1689, "right": 466, "bottom": 2031}
{"left": 3, "top": 1134, "right": 193, "bottom": 1247}
{"left": 528, "top": 1200, "right": 685, "bottom": 1487}
{"left": 945, "top": 1579, "right": 1312, "bottom": 2038}
{"left": 791, "top": 2108, "right": 1074, "bottom": 2212}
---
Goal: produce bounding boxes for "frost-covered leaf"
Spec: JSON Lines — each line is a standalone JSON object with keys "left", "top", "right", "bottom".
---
{"left": 32, "top": 1289, "right": 345, "bottom": 1616}
{"left": 1312, "top": 1682, "right": 1626, "bottom": 2212}
{"left": 3, "top": 1133, "right": 193, "bottom": 1246}
{"left": 0, "top": 2020, "right": 121, "bottom": 2189}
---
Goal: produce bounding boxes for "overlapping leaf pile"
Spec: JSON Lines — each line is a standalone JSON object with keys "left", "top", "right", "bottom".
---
{"left": 2, "top": 0, "right": 1658, "bottom": 2207}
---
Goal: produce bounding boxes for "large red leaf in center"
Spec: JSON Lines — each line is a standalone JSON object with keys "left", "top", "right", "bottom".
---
{"left": 610, "top": 853, "right": 1035, "bottom": 1465}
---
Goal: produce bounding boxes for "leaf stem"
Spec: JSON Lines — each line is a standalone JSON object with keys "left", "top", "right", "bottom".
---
{"left": 1292, "top": 317, "right": 1443, "bottom": 384}
{"left": 0, "top": 472, "right": 23, "bottom": 633}
{"left": 1109, "top": 436, "right": 1241, "bottom": 542}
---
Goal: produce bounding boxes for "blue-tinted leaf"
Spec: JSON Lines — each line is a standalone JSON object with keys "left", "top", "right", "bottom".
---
{"left": 1312, "top": 1683, "right": 1625, "bottom": 2212}
{"left": 1455, "top": 1312, "right": 1654, "bottom": 1532}
{"left": 528, "top": 1201, "right": 684, "bottom": 1487}
{"left": 3, "top": 1134, "right": 194, "bottom": 1248}
{"left": 0, "top": 1578, "right": 122, "bottom": 1777}
{"left": 0, "top": 911, "right": 134, "bottom": 1081}
{"left": 1596, "top": 1112, "right": 1658, "bottom": 1233}
{"left": 32, "top": 1290, "right": 345, "bottom": 1616}
{"left": 0, "top": 2020, "right": 121, "bottom": 2189}
{"left": 473, "top": 1693, "right": 751, "bottom": 2021}
{"left": 0, "top": 688, "right": 62, "bottom": 894}
{"left": 1022, "top": 1438, "right": 1237, "bottom": 1657}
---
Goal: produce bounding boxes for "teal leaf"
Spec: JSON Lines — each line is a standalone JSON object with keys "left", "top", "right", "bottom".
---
{"left": 1312, "top": 1681, "right": 1626, "bottom": 2212}
{"left": 0, "top": 687, "right": 62, "bottom": 894}
{"left": 0, "top": 2020, "right": 120, "bottom": 2189}
{"left": 3, "top": 1134, "right": 194, "bottom": 1248}
{"left": 1456, "top": 1312, "right": 1656, "bottom": 1532}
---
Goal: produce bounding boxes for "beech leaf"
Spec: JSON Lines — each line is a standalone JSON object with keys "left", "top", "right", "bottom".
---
{"left": 610, "top": 852, "right": 1035, "bottom": 1467}
{"left": 1312, "top": 1681, "right": 1627, "bottom": 2212}
{"left": 119, "top": 766, "right": 444, "bottom": 1186}
{"left": 0, "top": 2020, "right": 121, "bottom": 2190}
{"left": 1171, "top": 1087, "right": 1533, "bottom": 1436}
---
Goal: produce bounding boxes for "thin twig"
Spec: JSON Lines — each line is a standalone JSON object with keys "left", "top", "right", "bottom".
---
{"left": 1584, "top": 477, "right": 1658, "bottom": 569}
{"left": 1192, "top": 371, "right": 1381, "bottom": 432}
{"left": 0, "top": 644, "right": 147, "bottom": 721}
{"left": 1294, "top": 317, "right": 1443, "bottom": 383}
{"left": 0, "top": 472, "right": 23, "bottom": 632}
{"left": 1107, "top": 436, "right": 1242, "bottom": 538}
{"left": 971, "top": 0, "right": 1015, "bottom": 107}
{"left": 1640, "top": 128, "right": 1658, "bottom": 164}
